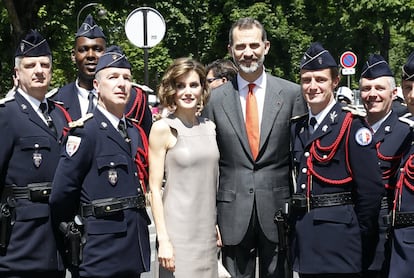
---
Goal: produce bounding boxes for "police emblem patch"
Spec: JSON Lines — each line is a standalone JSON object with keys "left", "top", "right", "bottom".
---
{"left": 355, "top": 127, "right": 372, "bottom": 146}
{"left": 66, "top": 135, "right": 81, "bottom": 157}
{"left": 32, "top": 152, "right": 42, "bottom": 168}
{"left": 108, "top": 168, "right": 118, "bottom": 185}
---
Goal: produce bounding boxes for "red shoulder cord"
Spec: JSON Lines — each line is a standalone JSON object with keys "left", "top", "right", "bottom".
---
{"left": 131, "top": 121, "right": 149, "bottom": 193}
{"left": 125, "top": 86, "right": 147, "bottom": 124}
{"left": 376, "top": 141, "right": 404, "bottom": 189}
{"left": 306, "top": 112, "right": 354, "bottom": 199}
{"left": 393, "top": 154, "right": 414, "bottom": 215}
{"left": 54, "top": 102, "right": 73, "bottom": 137}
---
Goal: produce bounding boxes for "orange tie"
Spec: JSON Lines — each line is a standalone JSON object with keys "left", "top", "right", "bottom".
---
{"left": 246, "top": 83, "right": 259, "bottom": 159}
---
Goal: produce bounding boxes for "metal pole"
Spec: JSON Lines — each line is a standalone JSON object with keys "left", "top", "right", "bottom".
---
{"left": 143, "top": 9, "right": 149, "bottom": 86}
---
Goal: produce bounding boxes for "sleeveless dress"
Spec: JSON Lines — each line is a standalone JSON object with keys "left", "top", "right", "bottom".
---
{"left": 156, "top": 115, "right": 219, "bottom": 278}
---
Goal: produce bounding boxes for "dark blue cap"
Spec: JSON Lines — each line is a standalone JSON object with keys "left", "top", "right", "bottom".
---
{"left": 95, "top": 45, "right": 131, "bottom": 73}
{"left": 15, "top": 30, "right": 51, "bottom": 57}
{"left": 402, "top": 51, "right": 414, "bottom": 81}
{"left": 360, "top": 54, "right": 393, "bottom": 79}
{"left": 300, "top": 42, "right": 337, "bottom": 70}
{"left": 76, "top": 14, "right": 106, "bottom": 39}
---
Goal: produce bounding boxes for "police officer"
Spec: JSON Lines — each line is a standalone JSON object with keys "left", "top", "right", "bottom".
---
{"left": 290, "top": 42, "right": 383, "bottom": 277}
{"left": 359, "top": 54, "right": 412, "bottom": 278}
{"left": 51, "top": 14, "right": 152, "bottom": 134}
{"left": 387, "top": 51, "right": 414, "bottom": 278}
{"left": 50, "top": 45, "right": 150, "bottom": 278}
{"left": 0, "top": 30, "right": 69, "bottom": 278}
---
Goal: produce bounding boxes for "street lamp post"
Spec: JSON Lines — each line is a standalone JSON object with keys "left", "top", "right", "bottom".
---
{"left": 77, "top": 3, "right": 106, "bottom": 30}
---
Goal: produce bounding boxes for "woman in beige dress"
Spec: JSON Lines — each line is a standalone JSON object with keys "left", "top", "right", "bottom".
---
{"left": 149, "top": 57, "right": 220, "bottom": 278}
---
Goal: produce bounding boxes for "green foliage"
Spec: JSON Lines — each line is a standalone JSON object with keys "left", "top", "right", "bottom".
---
{"left": 1, "top": 0, "right": 414, "bottom": 96}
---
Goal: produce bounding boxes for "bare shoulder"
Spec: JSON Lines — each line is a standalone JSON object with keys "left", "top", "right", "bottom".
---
{"left": 150, "top": 118, "right": 171, "bottom": 136}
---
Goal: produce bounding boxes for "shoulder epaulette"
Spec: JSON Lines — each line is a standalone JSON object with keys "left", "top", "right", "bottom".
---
{"left": 342, "top": 105, "right": 367, "bottom": 118}
{"left": 68, "top": 113, "right": 93, "bottom": 128}
{"left": 132, "top": 82, "right": 154, "bottom": 93}
{"left": 0, "top": 96, "right": 15, "bottom": 106}
{"left": 290, "top": 113, "right": 308, "bottom": 122}
{"left": 45, "top": 87, "right": 59, "bottom": 99}
{"left": 400, "top": 112, "right": 412, "bottom": 119}
{"left": 399, "top": 116, "right": 414, "bottom": 128}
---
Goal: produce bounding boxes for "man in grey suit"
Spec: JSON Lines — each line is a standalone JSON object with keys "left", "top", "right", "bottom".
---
{"left": 203, "top": 17, "right": 307, "bottom": 278}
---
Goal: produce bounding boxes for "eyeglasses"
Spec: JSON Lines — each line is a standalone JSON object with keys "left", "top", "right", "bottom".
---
{"left": 207, "top": 77, "right": 220, "bottom": 83}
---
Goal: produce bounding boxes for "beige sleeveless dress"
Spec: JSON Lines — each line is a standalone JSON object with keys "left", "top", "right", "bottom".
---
{"left": 156, "top": 115, "right": 219, "bottom": 278}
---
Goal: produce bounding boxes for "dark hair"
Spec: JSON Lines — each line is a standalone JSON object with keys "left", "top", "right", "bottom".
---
{"left": 158, "top": 57, "right": 210, "bottom": 110}
{"left": 205, "top": 59, "right": 238, "bottom": 81}
{"left": 228, "top": 17, "right": 267, "bottom": 46}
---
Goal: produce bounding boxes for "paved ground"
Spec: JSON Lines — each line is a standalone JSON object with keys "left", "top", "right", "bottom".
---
{"left": 66, "top": 208, "right": 298, "bottom": 278}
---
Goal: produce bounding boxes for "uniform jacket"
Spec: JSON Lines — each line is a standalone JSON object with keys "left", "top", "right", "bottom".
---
{"left": 49, "top": 108, "right": 150, "bottom": 278}
{"left": 290, "top": 103, "right": 383, "bottom": 274}
{"left": 0, "top": 91, "right": 68, "bottom": 273}
{"left": 53, "top": 82, "right": 153, "bottom": 135}
{"left": 203, "top": 74, "right": 307, "bottom": 245}
{"left": 369, "top": 111, "right": 411, "bottom": 272}
{"left": 388, "top": 115, "right": 414, "bottom": 278}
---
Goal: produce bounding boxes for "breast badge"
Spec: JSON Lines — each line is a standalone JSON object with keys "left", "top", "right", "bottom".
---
{"left": 355, "top": 127, "right": 372, "bottom": 146}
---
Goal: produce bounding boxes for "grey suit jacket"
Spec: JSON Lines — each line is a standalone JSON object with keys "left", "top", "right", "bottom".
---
{"left": 203, "top": 73, "right": 307, "bottom": 245}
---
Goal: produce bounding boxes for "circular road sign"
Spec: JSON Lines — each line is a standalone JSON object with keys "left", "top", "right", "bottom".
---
{"left": 340, "top": 51, "right": 357, "bottom": 69}
{"left": 125, "top": 7, "right": 166, "bottom": 48}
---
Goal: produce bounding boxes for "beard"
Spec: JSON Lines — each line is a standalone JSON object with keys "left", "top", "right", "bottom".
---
{"left": 233, "top": 54, "right": 265, "bottom": 74}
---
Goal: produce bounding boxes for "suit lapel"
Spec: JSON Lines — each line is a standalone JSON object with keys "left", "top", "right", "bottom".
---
{"left": 260, "top": 77, "right": 283, "bottom": 151}
{"left": 221, "top": 81, "right": 252, "bottom": 157}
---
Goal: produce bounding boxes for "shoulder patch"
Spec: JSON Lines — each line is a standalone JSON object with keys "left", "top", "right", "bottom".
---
{"left": 0, "top": 96, "right": 15, "bottom": 106}
{"left": 291, "top": 113, "right": 308, "bottom": 122}
{"left": 355, "top": 127, "right": 373, "bottom": 146}
{"left": 132, "top": 82, "right": 154, "bottom": 93}
{"left": 66, "top": 135, "right": 81, "bottom": 157}
{"left": 399, "top": 116, "right": 414, "bottom": 128}
{"left": 45, "top": 87, "right": 59, "bottom": 98}
{"left": 342, "top": 105, "right": 366, "bottom": 118}
{"left": 68, "top": 113, "right": 93, "bottom": 128}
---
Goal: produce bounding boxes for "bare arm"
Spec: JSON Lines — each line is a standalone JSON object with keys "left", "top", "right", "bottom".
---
{"left": 148, "top": 119, "right": 176, "bottom": 272}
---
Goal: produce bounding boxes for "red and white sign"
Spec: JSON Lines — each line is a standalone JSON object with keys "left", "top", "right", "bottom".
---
{"left": 340, "top": 51, "right": 357, "bottom": 69}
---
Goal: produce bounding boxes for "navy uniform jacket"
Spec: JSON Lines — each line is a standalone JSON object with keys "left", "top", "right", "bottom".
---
{"left": 369, "top": 111, "right": 411, "bottom": 271}
{"left": 290, "top": 102, "right": 383, "bottom": 274}
{"left": 49, "top": 108, "right": 150, "bottom": 278}
{"left": 0, "top": 91, "right": 68, "bottom": 273}
{"left": 53, "top": 82, "right": 152, "bottom": 135}
{"left": 388, "top": 115, "right": 414, "bottom": 278}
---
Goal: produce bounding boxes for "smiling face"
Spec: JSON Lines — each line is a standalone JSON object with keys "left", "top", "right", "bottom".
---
{"left": 15, "top": 56, "right": 52, "bottom": 101}
{"left": 94, "top": 67, "right": 132, "bottom": 118}
{"left": 300, "top": 68, "right": 339, "bottom": 115}
{"left": 73, "top": 37, "right": 106, "bottom": 88}
{"left": 174, "top": 70, "right": 202, "bottom": 112}
{"left": 228, "top": 26, "right": 269, "bottom": 81}
{"left": 360, "top": 76, "right": 396, "bottom": 124}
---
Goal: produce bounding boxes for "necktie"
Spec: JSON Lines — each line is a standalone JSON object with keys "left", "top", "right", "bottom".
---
{"left": 309, "top": 117, "right": 317, "bottom": 134}
{"left": 246, "top": 83, "right": 259, "bottom": 159}
{"left": 39, "top": 102, "right": 57, "bottom": 135}
{"left": 118, "top": 120, "right": 128, "bottom": 140}
{"left": 87, "top": 91, "right": 95, "bottom": 113}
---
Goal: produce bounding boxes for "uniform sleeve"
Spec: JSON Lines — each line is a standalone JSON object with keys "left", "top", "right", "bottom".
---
{"left": 50, "top": 129, "right": 94, "bottom": 223}
{"left": 0, "top": 107, "right": 13, "bottom": 186}
{"left": 348, "top": 118, "right": 383, "bottom": 269}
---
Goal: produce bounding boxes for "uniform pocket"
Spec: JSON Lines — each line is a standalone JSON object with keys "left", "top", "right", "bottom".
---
{"left": 313, "top": 206, "right": 353, "bottom": 225}
{"left": 19, "top": 136, "right": 51, "bottom": 151}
